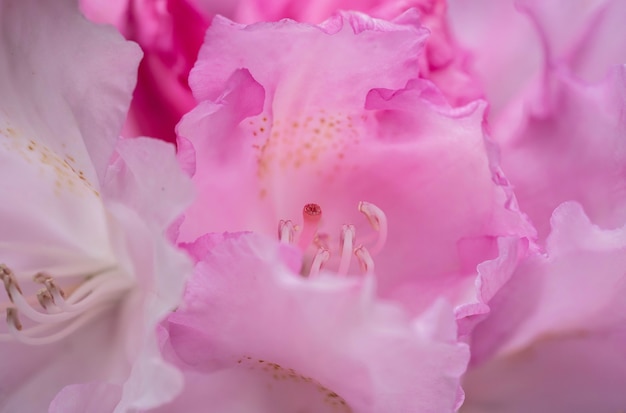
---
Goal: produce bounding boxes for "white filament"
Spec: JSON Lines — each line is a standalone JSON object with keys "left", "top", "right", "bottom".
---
{"left": 337, "top": 225, "right": 355, "bottom": 276}
{"left": 358, "top": 201, "right": 388, "bottom": 255}
{"left": 309, "top": 248, "right": 330, "bottom": 277}
{"left": 1, "top": 266, "right": 128, "bottom": 346}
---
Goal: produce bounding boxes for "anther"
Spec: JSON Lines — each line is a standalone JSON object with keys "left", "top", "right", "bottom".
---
{"left": 337, "top": 225, "right": 355, "bottom": 275}
{"left": 1, "top": 265, "right": 128, "bottom": 345}
{"left": 298, "top": 203, "right": 322, "bottom": 251}
{"left": 354, "top": 246, "right": 375, "bottom": 275}
{"left": 36, "top": 289, "right": 54, "bottom": 310}
{"left": 35, "top": 273, "right": 66, "bottom": 305}
{"left": 309, "top": 248, "right": 330, "bottom": 277}
{"left": 1, "top": 264, "right": 21, "bottom": 302}
{"left": 3, "top": 305, "right": 110, "bottom": 345}
{"left": 6, "top": 308, "right": 22, "bottom": 331}
{"left": 358, "top": 202, "right": 388, "bottom": 255}
{"left": 278, "top": 220, "right": 296, "bottom": 244}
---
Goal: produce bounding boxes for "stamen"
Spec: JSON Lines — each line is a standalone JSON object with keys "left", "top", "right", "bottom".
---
{"left": 3, "top": 305, "right": 109, "bottom": 345}
{"left": 275, "top": 201, "right": 387, "bottom": 277}
{"left": 1, "top": 265, "right": 21, "bottom": 302}
{"left": 6, "top": 308, "right": 22, "bottom": 331}
{"left": 358, "top": 202, "right": 388, "bottom": 255}
{"left": 309, "top": 248, "right": 330, "bottom": 277}
{"left": 298, "top": 203, "right": 322, "bottom": 251}
{"left": 337, "top": 225, "right": 355, "bottom": 275}
{"left": 0, "top": 264, "right": 128, "bottom": 345}
{"left": 9, "top": 285, "right": 84, "bottom": 324}
{"left": 354, "top": 246, "right": 375, "bottom": 275}
{"left": 36, "top": 289, "right": 54, "bottom": 310}
{"left": 278, "top": 220, "right": 296, "bottom": 244}
{"left": 35, "top": 273, "right": 67, "bottom": 307}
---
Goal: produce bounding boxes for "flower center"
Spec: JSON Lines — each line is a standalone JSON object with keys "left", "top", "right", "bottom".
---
{"left": 277, "top": 201, "right": 387, "bottom": 277}
{"left": 0, "top": 263, "right": 130, "bottom": 345}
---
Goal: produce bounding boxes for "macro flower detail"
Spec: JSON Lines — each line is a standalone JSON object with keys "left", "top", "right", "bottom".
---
{"left": 0, "top": 0, "right": 193, "bottom": 411}
{"left": 452, "top": 1, "right": 626, "bottom": 411}
{"left": 5, "top": 0, "right": 624, "bottom": 411}
{"left": 176, "top": 11, "right": 533, "bottom": 320}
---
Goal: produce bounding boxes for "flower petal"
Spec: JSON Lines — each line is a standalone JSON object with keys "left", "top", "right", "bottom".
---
{"left": 498, "top": 65, "right": 626, "bottom": 240}
{"left": 517, "top": 0, "right": 626, "bottom": 82}
{"left": 0, "top": 0, "right": 141, "bottom": 276}
{"left": 447, "top": 0, "right": 543, "bottom": 118}
{"left": 100, "top": 137, "right": 194, "bottom": 411}
{"left": 49, "top": 382, "right": 122, "bottom": 413}
{"left": 1, "top": 0, "right": 141, "bottom": 182}
{"left": 0, "top": 315, "right": 123, "bottom": 413}
{"left": 161, "top": 232, "right": 469, "bottom": 413}
{"left": 463, "top": 202, "right": 626, "bottom": 412}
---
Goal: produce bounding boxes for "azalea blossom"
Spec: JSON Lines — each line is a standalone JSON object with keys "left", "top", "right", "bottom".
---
{"left": 80, "top": 0, "right": 479, "bottom": 141}
{"left": 451, "top": 1, "right": 626, "bottom": 411}
{"left": 176, "top": 10, "right": 533, "bottom": 321}
{"left": 0, "top": 0, "right": 192, "bottom": 411}
{"left": 28, "top": 0, "right": 625, "bottom": 411}
{"left": 155, "top": 232, "right": 469, "bottom": 412}
{"left": 461, "top": 203, "right": 626, "bottom": 413}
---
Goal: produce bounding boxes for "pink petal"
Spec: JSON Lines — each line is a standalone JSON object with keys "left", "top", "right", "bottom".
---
{"left": 498, "top": 65, "right": 626, "bottom": 240}
{"left": 49, "top": 383, "right": 122, "bottom": 413}
{"left": 463, "top": 331, "right": 626, "bottom": 413}
{"left": 448, "top": 0, "right": 626, "bottom": 135}
{"left": 447, "top": 0, "right": 543, "bottom": 119}
{"left": 188, "top": 12, "right": 427, "bottom": 106}
{"left": 160, "top": 232, "right": 469, "bottom": 413}
{"left": 517, "top": 0, "right": 626, "bottom": 83}
{"left": 463, "top": 202, "right": 626, "bottom": 411}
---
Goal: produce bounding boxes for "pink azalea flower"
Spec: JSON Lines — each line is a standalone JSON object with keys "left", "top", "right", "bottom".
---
{"left": 458, "top": 0, "right": 626, "bottom": 242}
{"left": 157, "top": 232, "right": 470, "bottom": 412}
{"left": 448, "top": 0, "right": 626, "bottom": 134}
{"left": 451, "top": 1, "right": 626, "bottom": 411}
{"left": 80, "top": 0, "right": 479, "bottom": 140}
{"left": 461, "top": 203, "right": 626, "bottom": 413}
{"left": 0, "top": 0, "right": 193, "bottom": 411}
{"left": 176, "top": 10, "right": 533, "bottom": 326}
{"left": 80, "top": 0, "right": 218, "bottom": 142}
